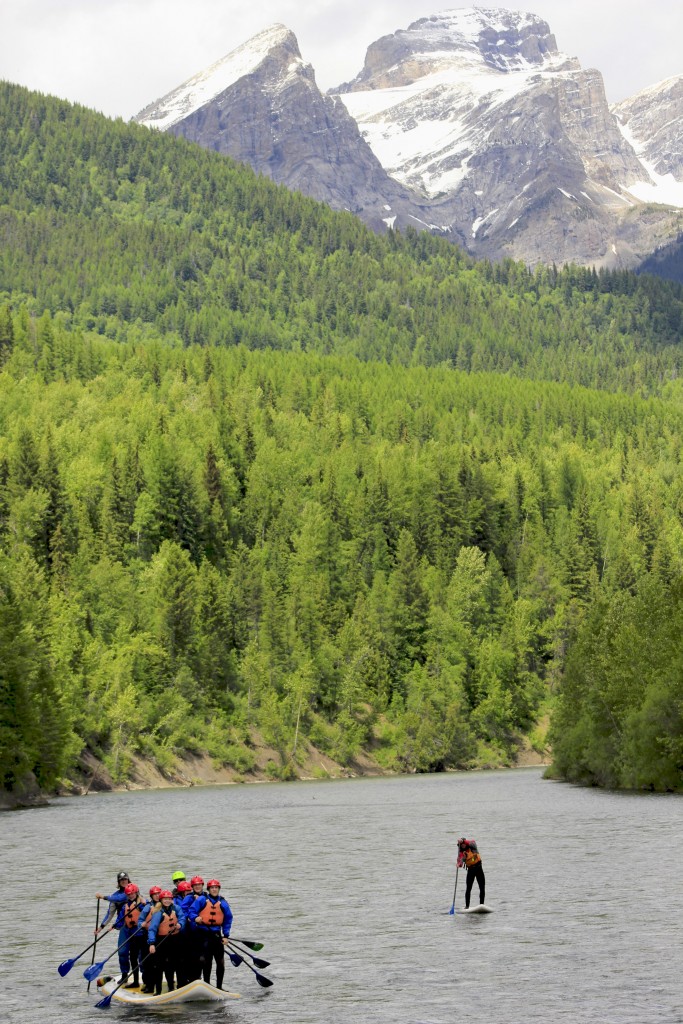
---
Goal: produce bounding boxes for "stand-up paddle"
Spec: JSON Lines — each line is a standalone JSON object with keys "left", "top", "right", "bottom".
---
{"left": 84, "top": 923, "right": 145, "bottom": 981}
{"left": 87, "top": 899, "right": 101, "bottom": 992}
{"left": 224, "top": 940, "right": 273, "bottom": 987}
{"left": 58, "top": 931, "right": 109, "bottom": 977}
{"left": 448, "top": 867, "right": 459, "bottom": 915}
{"left": 231, "top": 938, "right": 265, "bottom": 951}
{"left": 226, "top": 940, "right": 270, "bottom": 969}
{"left": 95, "top": 936, "right": 168, "bottom": 1008}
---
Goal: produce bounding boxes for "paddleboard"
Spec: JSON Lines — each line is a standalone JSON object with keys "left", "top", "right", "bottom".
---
{"left": 455, "top": 904, "right": 493, "bottom": 914}
{"left": 98, "top": 976, "right": 240, "bottom": 1006}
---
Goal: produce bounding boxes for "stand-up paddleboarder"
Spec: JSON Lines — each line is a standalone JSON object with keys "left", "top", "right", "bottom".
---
{"left": 457, "top": 838, "right": 485, "bottom": 908}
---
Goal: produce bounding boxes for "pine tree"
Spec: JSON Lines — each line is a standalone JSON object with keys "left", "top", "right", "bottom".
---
{"left": 0, "top": 304, "right": 14, "bottom": 365}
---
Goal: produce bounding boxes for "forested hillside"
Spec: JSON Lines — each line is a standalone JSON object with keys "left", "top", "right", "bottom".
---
{"left": 1, "top": 83, "right": 682, "bottom": 794}
{"left": 2, "top": 83, "right": 683, "bottom": 395}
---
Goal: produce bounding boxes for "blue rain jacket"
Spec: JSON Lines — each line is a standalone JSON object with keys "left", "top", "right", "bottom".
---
{"left": 188, "top": 894, "right": 233, "bottom": 937}
{"left": 147, "top": 904, "right": 186, "bottom": 944}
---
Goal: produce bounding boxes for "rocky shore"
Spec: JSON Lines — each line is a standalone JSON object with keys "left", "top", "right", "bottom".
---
{"left": 1, "top": 731, "right": 550, "bottom": 811}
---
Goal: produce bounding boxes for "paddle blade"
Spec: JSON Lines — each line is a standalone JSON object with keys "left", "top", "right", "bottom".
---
{"left": 237, "top": 939, "right": 264, "bottom": 951}
{"left": 58, "top": 958, "right": 76, "bottom": 977}
{"left": 252, "top": 956, "right": 270, "bottom": 969}
{"left": 84, "top": 961, "right": 104, "bottom": 982}
{"left": 228, "top": 953, "right": 242, "bottom": 967}
{"left": 95, "top": 994, "right": 113, "bottom": 1009}
{"left": 255, "top": 973, "right": 274, "bottom": 988}
{"left": 448, "top": 906, "right": 455, "bottom": 915}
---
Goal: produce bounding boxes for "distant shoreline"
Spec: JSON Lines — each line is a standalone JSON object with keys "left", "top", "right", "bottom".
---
{"left": 1, "top": 743, "right": 550, "bottom": 811}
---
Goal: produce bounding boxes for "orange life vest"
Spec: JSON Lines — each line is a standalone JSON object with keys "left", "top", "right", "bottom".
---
{"left": 156, "top": 908, "right": 181, "bottom": 936}
{"left": 465, "top": 849, "right": 482, "bottom": 868}
{"left": 196, "top": 897, "right": 224, "bottom": 928}
{"left": 124, "top": 899, "right": 143, "bottom": 929}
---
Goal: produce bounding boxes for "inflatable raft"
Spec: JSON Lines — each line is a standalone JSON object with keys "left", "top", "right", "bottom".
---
{"left": 97, "top": 975, "right": 240, "bottom": 1006}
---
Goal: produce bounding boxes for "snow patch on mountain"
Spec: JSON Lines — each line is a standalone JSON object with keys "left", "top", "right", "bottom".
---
{"left": 339, "top": 59, "right": 573, "bottom": 197}
{"left": 617, "top": 118, "right": 683, "bottom": 208}
{"left": 333, "top": 8, "right": 579, "bottom": 197}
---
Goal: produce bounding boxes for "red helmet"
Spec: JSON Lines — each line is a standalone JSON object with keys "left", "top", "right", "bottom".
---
{"left": 176, "top": 880, "right": 192, "bottom": 894}
{"left": 124, "top": 883, "right": 139, "bottom": 895}
{"left": 207, "top": 879, "right": 221, "bottom": 888}
{"left": 159, "top": 890, "right": 173, "bottom": 899}
{"left": 149, "top": 886, "right": 162, "bottom": 897}
{"left": 190, "top": 875, "right": 204, "bottom": 886}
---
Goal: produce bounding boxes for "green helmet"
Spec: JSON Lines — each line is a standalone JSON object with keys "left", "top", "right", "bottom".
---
{"left": 171, "top": 870, "right": 186, "bottom": 882}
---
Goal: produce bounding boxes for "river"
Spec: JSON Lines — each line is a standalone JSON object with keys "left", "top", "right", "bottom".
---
{"left": 0, "top": 768, "right": 681, "bottom": 1023}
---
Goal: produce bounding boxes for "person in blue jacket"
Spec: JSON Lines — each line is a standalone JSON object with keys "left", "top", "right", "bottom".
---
{"left": 147, "top": 890, "right": 186, "bottom": 995}
{"left": 137, "top": 886, "right": 162, "bottom": 993}
{"left": 176, "top": 880, "right": 196, "bottom": 916}
{"left": 117, "top": 882, "right": 147, "bottom": 988}
{"left": 188, "top": 879, "right": 233, "bottom": 990}
{"left": 95, "top": 871, "right": 134, "bottom": 982}
{"left": 184, "top": 875, "right": 206, "bottom": 982}
{"left": 173, "top": 880, "right": 195, "bottom": 987}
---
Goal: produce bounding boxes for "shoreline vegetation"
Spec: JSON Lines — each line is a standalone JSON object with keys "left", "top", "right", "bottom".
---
{"left": 1, "top": 732, "right": 551, "bottom": 811}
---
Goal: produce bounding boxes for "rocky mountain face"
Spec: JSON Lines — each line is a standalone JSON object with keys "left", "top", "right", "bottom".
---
{"left": 611, "top": 73, "right": 683, "bottom": 281}
{"left": 612, "top": 74, "right": 683, "bottom": 187}
{"left": 134, "top": 24, "right": 434, "bottom": 234}
{"left": 332, "top": 9, "right": 681, "bottom": 267}
{"left": 135, "top": 9, "right": 683, "bottom": 269}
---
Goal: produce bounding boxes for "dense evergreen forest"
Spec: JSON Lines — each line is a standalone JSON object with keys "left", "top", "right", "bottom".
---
{"left": 1, "top": 83, "right": 682, "bottom": 794}
{"left": 639, "top": 234, "right": 683, "bottom": 285}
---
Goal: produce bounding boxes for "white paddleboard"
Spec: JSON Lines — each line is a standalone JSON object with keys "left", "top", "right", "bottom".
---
{"left": 98, "top": 976, "right": 240, "bottom": 1005}
{"left": 456, "top": 904, "right": 493, "bottom": 914}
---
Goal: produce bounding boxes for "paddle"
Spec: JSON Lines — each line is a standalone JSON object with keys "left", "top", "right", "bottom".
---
{"left": 448, "top": 867, "right": 460, "bottom": 915}
{"left": 227, "top": 942, "right": 270, "bottom": 966}
{"left": 58, "top": 929, "right": 112, "bottom": 977}
{"left": 84, "top": 922, "right": 145, "bottom": 982}
{"left": 94, "top": 936, "right": 167, "bottom": 1009}
{"left": 87, "top": 899, "right": 101, "bottom": 992}
{"left": 223, "top": 941, "right": 273, "bottom": 988}
{"left": 231, "top": 938, "right": 264, "bottom": 951}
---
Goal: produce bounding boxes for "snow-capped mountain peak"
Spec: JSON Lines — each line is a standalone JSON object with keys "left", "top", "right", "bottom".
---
{"left": 136, "top": 24, "right": 305, "bottom": 131}
{"left": 332, "top": 7, "right": 583, "bottom": 198}
{"left": 133, "top": 8, "right": 683, "bottom": 269}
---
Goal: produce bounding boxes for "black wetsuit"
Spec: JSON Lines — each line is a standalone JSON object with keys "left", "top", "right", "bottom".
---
{"left": 465, "top": 860, "right": 486, "bottom": 907}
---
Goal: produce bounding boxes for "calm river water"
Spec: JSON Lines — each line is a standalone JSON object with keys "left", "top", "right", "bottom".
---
{"left": 0, "top": 768, "right": 681, "bottom": 1024}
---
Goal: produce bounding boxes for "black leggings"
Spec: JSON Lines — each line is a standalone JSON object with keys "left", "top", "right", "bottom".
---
{"left": 465, "top": 862, "right": 485, "bottom": 907}
{"left": 202, "top": 931, "right": 225, "bottom": 988}
{"left": 153, "top": 936, "right": 179, "bottom": 994}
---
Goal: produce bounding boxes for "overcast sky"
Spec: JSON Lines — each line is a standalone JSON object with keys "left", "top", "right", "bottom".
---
{"left": 1, "top": 1, "right": 681, "bottom": 120}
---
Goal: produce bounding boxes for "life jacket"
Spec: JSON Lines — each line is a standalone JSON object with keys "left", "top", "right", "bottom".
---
{"left": 196, "top": 897, "right": 224, "bottom": 928}
{"left": 457, "top": 839, "right": 481, "bottom": 869}
{"left": 464, "top": 847, "right": 482, "bottom": 868}
{"left": 141, "top": 902, "right": 160, "bottom": 930}
{"left": 156, "top": 907, "right": 181, "bottom": 936}
{"left": 124, "top": 898, "right": 143, "bottom": 929}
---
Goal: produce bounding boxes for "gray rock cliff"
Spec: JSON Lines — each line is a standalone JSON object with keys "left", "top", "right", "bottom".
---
{"left": 135, "top": 25, "right": 437, "bottom": 235}
{"left": 613, "top": 74, "right": 683, "bottom": 180}
{"left": 134, "top": 11, "right": 683, "bottom": 269}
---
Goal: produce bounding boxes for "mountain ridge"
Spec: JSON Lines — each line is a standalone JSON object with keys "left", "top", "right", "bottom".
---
{"left": 134, "top": 8, "right": 683, "bottom": 270}
{"left": 136, "top": 23, "right": 440, "bottom": 236}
